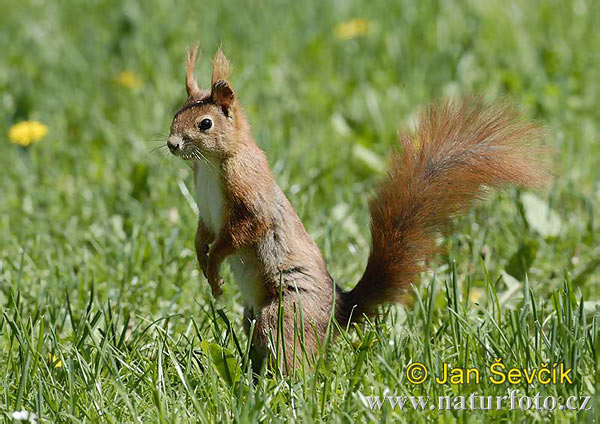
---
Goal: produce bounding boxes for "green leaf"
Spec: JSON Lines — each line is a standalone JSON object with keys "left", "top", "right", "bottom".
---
{"left": 200, "top": 340, "right": 241, "bottom": 386}
{"left": 572, "top": 258, "right": 600, "bottom": 287}
{"left": 520, "top": 193, "right": 561, "bottom": 237}
{"left": 130, "top": 162, "right": 150, "bottom": 201}
{"left": 352, "top": 144, "right": 385, "bottom": 175}
{"left": 506, "top": 238, "right": 539, "bottom": 281}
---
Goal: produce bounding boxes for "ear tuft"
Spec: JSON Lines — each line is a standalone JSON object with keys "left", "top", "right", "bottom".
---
{"left": 186, "top": 44, "right": 201, "bottom": 98}
{"left": 212, "top": 47, "right": 230, "bottom": 86}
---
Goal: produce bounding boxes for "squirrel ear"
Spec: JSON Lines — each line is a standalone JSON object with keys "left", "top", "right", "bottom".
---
{"left": 211, "top": 80, "right": 234, "bottom": 116}
{"left": 186, "top": 44, "right": 201, "bottom": 98}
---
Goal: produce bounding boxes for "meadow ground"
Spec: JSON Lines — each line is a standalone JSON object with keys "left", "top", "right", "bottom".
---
{"left": 1, "top": 0, "right": 599, "bottom": 422}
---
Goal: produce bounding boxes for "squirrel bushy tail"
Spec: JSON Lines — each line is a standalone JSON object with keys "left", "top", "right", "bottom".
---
{"left": 341, "top": 96, "right": 551, "bottom": 321}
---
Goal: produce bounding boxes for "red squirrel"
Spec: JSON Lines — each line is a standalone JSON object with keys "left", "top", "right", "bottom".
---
{"left": 166, "top": 47, "right": 550, "bottom": 370}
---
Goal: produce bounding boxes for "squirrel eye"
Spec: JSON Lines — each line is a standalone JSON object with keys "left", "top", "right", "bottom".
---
{"left": 198, "top": 118, "right": 212, "bottom": 130}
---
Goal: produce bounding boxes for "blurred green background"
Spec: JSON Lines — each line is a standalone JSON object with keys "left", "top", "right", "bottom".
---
{"left": 1, "top": 0, "right": 599, "bottom": 421}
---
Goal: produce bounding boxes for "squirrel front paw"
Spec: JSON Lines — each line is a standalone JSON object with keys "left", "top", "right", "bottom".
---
{"left": 210, "top": 279, "right": 224, "bottom": 297}
{"left": 205, "top": 256, "right": 224, "bottom": 298}
{"left": 207, "top": 274, "right": 223, "bottom": 298}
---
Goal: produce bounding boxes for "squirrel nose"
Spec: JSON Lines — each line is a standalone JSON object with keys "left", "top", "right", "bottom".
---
{"left": 167, "top": 136, "right": 182, "bottom": 153}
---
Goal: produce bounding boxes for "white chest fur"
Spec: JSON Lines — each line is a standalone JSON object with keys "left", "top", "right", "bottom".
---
{"left": 194, "top": 159, "right": 225, "bottom": 234}
{"left": 194, "top": 159, "right": 262, "bottom": 308}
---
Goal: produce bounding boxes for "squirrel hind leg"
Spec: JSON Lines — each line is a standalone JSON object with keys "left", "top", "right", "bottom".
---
{"left": 249, "top": 296, "right": 326, "bottom": 374}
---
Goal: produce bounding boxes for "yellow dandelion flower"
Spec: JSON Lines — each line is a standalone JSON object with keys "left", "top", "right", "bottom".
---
{"left": 334, "top": 18, "right": 371, "bottom": 40}
{"left": 469, "top": 288, "right": 484, "bottom": 304}
{"left": 48, "top": 353, "right": 63, "bottom": 369}
{"left": 8, "top": 121, "right": 48, "bottom": 146}
{"left": 114, "top": 71, "right": 142, "bottom": 89}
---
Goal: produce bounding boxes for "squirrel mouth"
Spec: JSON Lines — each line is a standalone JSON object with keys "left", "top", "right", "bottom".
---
{"left": 179, "top": 145, "right": 205, "bottom": 162}
{"left": 179, "top": 150, "right": 199, "bottom": 161}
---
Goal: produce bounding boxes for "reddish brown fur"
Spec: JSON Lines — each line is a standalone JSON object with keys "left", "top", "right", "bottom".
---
{"left": 212, "top": 48, "right": 230, "bottom": 84}
{"left": 185, "top": 45, "right": 201, "bottom": 98}
{"left": 344, "top": 98, "right": 551, "bottom": 319}
{"left": 167, "top": 48, "right": 551, "bottom": 372}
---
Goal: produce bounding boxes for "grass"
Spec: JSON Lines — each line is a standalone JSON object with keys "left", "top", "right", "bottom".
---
{"left": 1, "top": 0, "right": 599, "bottom": 422}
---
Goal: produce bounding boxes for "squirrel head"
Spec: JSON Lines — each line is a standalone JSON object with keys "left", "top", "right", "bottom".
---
{"left": 168, "top": 46, "right": 246, "bottom": 160}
